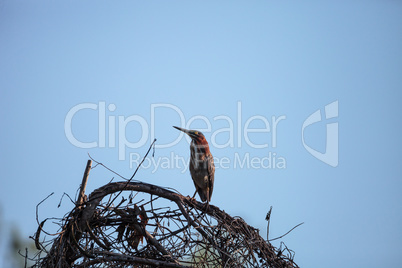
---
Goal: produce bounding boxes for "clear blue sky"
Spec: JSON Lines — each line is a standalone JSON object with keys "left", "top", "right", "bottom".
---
{"left": 1, "top": 1, "right": 401, "bottom": 267}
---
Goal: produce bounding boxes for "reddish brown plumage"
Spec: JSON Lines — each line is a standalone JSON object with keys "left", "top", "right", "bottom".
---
{"left": 173, "top": 126, "right": 215, "bottom": 202}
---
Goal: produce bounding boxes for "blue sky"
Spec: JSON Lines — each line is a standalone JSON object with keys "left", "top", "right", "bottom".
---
{"left": 1, "top": 1, "right": 401, "bottom": 267}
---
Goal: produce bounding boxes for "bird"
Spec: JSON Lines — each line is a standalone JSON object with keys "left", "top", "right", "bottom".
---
{"left": 173, "top": 126, "right": 215, "bottom": 203}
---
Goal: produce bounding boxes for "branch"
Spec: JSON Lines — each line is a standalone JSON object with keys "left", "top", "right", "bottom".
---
{"left": 77, "top": 160, "right": 92, "bottom": 207}
{"left": 36, "top": 192, "right": 54, "bottom": 225}
{"left": 269, "top": 222, "right": 304, "bottom": 242}
{"left": 103, "top": 138, "right": 157, "bottom": 211}
{"left": 76, "top": 251, "right": 187, "bottom": 268}
{"left": 33, "top": 158, "right": 299, "bottom": 268}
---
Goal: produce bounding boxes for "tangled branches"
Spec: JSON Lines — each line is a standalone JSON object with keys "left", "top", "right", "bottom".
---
{"left": 31, "top": 160, "right": 299, "bottom": 268}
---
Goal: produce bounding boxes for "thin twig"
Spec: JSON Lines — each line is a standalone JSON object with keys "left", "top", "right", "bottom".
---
{"left": 103, "top": 139, "right": 157, "bottom": 211}
{"left": 36, "top": 192, "right": 54, "bottom": 225}
{"left": 266, "top": 206, "right": 272, "bottom": 240}
{"left": 88, "top": 153, "right": 127, "bottom": 180}
{"left": 269, "top": 222, "right": 304, "bottom": 242}
{"left": 130, "top": 138, "right": 157, "bottom": 180}
{"left": 58, "top": 192, "right": 74, "bottom": 208}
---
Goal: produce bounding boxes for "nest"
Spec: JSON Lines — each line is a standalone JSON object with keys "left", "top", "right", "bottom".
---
{"left": 31, "top": 159, "right": 299, "bottom": 268}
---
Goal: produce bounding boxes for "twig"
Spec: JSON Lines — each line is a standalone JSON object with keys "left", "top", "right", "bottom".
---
{"left": 88, "top": 153, "right": 127, "bottom": 180}
{"left": 104, "top": 139, "right": 157, "bottom": 211}
{"left": 58, "top": 192, "right": 74, "bottom": 208}
{"left": 77, "top": 251, "right": 187, "bottom": 268}
{"left": 36, "top": 192, "right": 54, "bottom": 225}
{"left": 129, "top": 138, "right": 157, "bottom": 180}
{"left": 266, "top": 206, "right": 272, "bottom": 240}
{"left": 77, "top": 159, "right": 92, "bottom": 207}
{"left": 35, "top": 219, "right": 47, "bottom": 250}
{"left": 269, "top": 222, "right": 304, "bottom": 242}
{"left": 24, "top": 247, "right": 28, "bottom": 268}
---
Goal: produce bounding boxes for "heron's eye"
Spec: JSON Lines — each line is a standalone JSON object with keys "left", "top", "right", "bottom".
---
{"left": 194, "top": 131, "right": 198, "bottom": 135}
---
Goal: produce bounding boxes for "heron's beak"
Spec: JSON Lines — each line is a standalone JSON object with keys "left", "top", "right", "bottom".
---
{"left": 173, "top": 126, "right": 189, "bottom": 133}
{"left": 173, "top": 126, "right": 191, "bottom": 135}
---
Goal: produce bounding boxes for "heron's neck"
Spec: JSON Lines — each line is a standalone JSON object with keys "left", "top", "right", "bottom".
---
{"left": 191, "top": 139, "right": 210, "bottom": 155}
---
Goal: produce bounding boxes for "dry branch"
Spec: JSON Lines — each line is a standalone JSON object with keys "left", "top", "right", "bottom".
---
{"left": 77, "top": 160, "right": 92, "bottom": 207}
{"left": 31, "top": 158, "right": 299, "bottom": 268}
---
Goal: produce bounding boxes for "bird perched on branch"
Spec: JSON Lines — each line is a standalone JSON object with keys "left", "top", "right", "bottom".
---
{"left": 173, "top": 126, "right": 215, "bottom": 203}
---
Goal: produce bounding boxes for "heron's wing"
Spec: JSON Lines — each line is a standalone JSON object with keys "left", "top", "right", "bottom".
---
{"left": 207, "top": 154, "right": 215, "bottom": 202}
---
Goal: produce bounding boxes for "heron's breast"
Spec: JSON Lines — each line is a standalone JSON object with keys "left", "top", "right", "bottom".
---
{"left": 189, "top": 162, "right": 210, "bottom": 187}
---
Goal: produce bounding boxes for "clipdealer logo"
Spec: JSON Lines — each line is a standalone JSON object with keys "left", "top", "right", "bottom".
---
{"left": 64, "top": 101, "right": 339, "bottom": 171}
{"left": 64, "top": 102, "right": 287, "bottom": 171}
{"left": 302, "top": 101, "right": 339, "bottom": 167}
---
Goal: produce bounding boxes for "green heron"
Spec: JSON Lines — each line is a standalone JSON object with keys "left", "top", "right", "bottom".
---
{"left": 173, "top": 126, "right": 215, "bottom": 203}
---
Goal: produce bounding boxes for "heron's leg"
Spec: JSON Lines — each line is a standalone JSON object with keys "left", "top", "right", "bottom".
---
{"left": 203, "top": 199, "right": 210, "bottom": 212}
{"left": 204, "top": 188, "right": 210, "bottom": 210}
{"left": 191, "top": 190, "right": 197, "bottom": 200}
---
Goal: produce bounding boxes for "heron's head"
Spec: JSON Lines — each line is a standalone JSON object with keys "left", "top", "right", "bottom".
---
{"left": 173, "top": 126, "right": 206, "bottom": 142}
